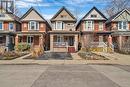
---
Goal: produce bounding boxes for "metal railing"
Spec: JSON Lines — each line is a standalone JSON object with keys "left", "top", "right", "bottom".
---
{"left": 90, "top": 42, "right": 108, "bottom": 52}
{"left": 53, "top": 42, "right": 68, "bottom": 47}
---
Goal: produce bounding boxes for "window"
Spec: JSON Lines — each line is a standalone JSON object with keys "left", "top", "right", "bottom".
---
{"left": 9, "top": 22, "right": 14, "bottom": 30}
{"left": 0, "top": 36, "right": 3, "bottom": 44}
{"left": 0, "top": 22, "right": 3, "bottom": 30}
{"left": 56, "top": 21, "right": 64, "bottom": 30}
{"left": 91, "top": 14, "right": 97, "bottom": 18}
{"left": 27, "top": 36, "right": 33, "bottom": 44}
{"left": 29, "top": 21, "right": 39, "bottom": 30}
{"left": 99, "top": 22, "right": 103, "bottom": 31}
{"left": 118, "top": 21, "right": 128, "bottom": 30}
{"left": 61, "top": 15, "right": 67, "bottom": 18}
{"left": 85, "top": 21, "right": 94, "bottom": 31}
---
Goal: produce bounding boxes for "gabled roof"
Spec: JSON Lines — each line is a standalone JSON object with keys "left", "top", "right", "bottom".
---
{"left": 20, "top": 7, "right": 46, "bottom": 21}
{"left": 106, "top": 9, "right": 130, "bottom": 23}
{"left": 82, "top": 6, "right": 107, "bottom": 20}
{"left": 0, "top": 7, "right": 20, "bottom": 22}
{"left": 51, "top": 6, "right": 76, "bottom": 21}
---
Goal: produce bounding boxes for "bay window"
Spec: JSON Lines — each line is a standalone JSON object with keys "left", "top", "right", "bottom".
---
{"left": 118, "top": 21, "right": 128, "bottom": 30}
{"left": 29, "top": 21, "right": 39, "bottom": 30}
{"left": 85, "top": 21, "right": 94, "bottom": 31}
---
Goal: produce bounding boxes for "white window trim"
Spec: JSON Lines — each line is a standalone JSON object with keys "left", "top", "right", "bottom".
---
{"left": 27, "top": 36, "right": 34, "bottom": 44}
{"left": 85, "top": 21, "right": 94, "bottom": 31}
{"left": 118, "top": 21, "right": 128, "bottom": 30}
{"left": 28, "top": 21, "right": 39, "bottom": 30}
{"left": 9, "top": 22, "right": 14, "bottom": 31}
{"left": 0, "top": 21, "right": 3, "bottom": 30}
{"left": 55, "top": 21, "right": 64, "bottom": 30}
{"left": 99, "top": 22, "right": 103, "bottom": 31}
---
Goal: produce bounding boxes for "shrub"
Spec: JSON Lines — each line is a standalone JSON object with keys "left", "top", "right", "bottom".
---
{"left": 15, "top": 43, "right": 30, "bottom": 51}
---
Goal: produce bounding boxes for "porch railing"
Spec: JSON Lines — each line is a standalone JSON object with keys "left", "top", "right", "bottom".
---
{"left": 53, "top": 42, "right": 68, "bottom": 47}
{"left": 90, "top": 42, "right": 108, "bottom": 52}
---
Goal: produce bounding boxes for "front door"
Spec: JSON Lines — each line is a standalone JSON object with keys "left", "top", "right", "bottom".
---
{"left": 27, "top": 36, "right": 34, "bottom": 45}
{"left": 68, "top": 36, "right": 74, "bottom": 46}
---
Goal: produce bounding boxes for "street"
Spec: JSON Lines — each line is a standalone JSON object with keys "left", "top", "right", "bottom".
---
{"left": 0, "top": 64, "right": 130, "bottom": 87}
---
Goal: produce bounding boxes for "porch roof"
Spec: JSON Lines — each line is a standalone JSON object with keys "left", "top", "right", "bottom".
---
{"left": 0, "top": 31, "right": 15, "bottom": 35}
{"left": 16, "top": 32, "right": 45, "bottom": 36}
{"left": 49, "top": 31, "right": 80, "bottom": 34}
{"left": 82, "top": 31, "right": 113, "bottom": 35}
{"left": 112, "top": 31, "right": 130, "bottom": 36}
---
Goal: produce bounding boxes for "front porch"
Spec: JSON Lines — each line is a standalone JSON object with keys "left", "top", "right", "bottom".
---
{"left": 0, "top": 34, "right": 15, "bottom": 52}
{"left": 15, "top": 33, "right": 45, "bottom": 50}
{"left": 81, "top": 33, "right": 114, "bottom": 52}
{"left": 50, "top": 34, "right": 78, "bottom": 53}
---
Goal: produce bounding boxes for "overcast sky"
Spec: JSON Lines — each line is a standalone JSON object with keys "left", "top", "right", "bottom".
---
{"left": 15, "top": 0, "right": 110, "bottom": 19}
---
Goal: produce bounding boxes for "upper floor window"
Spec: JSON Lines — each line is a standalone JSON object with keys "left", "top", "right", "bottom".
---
{"left": 9, "top": 22, "right": 14, "bottom": 30}
{"left": 85, "top": 21, "right": 94, "bottom": 31}
{"left": 0, "top": 22, "right": 3, "bottom": 30}
{"left": 91, "top": 14, "right": 97, "bottom": 18}
{"left": 118, "top": 21, "right": 128, "bottom": 30}
{"left": 99, "top": 22, "right": 103, "bottom": 31}
{"left": 56, "top": 21, "right": 64, "bottom": 30}
{"left": 29, "top": 21, "right": 39, "bottom": 30}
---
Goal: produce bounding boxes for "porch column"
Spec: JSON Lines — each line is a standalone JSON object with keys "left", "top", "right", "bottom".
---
{"left": 108, "top": 35, "right": 112, "bottom": 45}
{"left": 119, "top": 35, "right": 122, "bottom": 50}
{"left": 6, "top": 35, "right": 10, "bottom": 51}
{"left": 81, "top": 35, "right": 85, "bottom": 48}
{"left": 50, "top": 34, "right": 54, "bottom": 51}
{"left": 15, "top": 35, "right": 18, "bottom": 47}
{"left": 39, "top": 34, "right": 44, "bottom": 48}
{"left": 74, "top": 35, "right": 78, "bottom": 51}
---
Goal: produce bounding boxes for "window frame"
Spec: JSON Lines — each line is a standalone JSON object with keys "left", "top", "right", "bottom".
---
{"left": 0, "top": 21, "right": 3, "bottom": 30}
{"left": 28, "top": 21, "right": 39, "bottom": 30}
{"left": 98, "top": 22, "right": 104, "bottom": 31}
{"left": 56, "top": 21, "right": 64, "bottom": 30}
{"left": 9, "top": 22, "right": 14, "bottom": 31}
{"left": 85, "top": 21, "right": 94, "bottom": 31}
{"left": 118, "top": 21, "right": 128, "bottom": 30}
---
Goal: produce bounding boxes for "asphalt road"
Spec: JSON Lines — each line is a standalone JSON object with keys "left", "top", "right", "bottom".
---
{"left": 0, "top": 64, "right": 130, "bottom": 87}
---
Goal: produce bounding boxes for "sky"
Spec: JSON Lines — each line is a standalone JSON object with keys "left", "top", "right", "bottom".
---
{"left": 15, "top": 0, "right": 110, "bottom": 19}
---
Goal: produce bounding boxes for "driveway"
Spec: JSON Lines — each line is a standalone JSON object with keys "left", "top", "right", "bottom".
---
{"left": 0, "top": 65, "right": 130, "bottom": 87}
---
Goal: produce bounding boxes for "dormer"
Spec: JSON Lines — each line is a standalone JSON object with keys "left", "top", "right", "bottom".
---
{"left": 20, "top": 7, "right": 47, "bottom": 32}
{"left": 81, "top": 7, "right": 107, "bottom": 31}
{"left": 51, "top": 7, "right": 77, "bottom": 31}
{"left": 106, "top": 9, "right": 130, "bottom": 31}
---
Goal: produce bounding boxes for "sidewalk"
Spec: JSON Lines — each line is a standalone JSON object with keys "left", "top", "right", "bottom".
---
{"left": 0, "top": 52, "right": 130, "bottom": 65}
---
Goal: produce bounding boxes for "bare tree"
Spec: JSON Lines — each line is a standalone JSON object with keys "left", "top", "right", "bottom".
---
{"left": 105, "top": 0, "right": 130, "bottom": 16}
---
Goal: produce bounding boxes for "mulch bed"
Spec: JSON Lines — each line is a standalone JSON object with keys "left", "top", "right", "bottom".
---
{"left": 78, "top": 52, "right": 109, "bottom": 60}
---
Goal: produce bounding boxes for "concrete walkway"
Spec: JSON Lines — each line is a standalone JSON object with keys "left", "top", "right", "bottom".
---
{"left": 0, "top": 52, "right": 130, "bottom": 65}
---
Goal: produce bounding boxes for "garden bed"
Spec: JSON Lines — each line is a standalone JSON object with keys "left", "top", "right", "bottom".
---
{"left": 0, "top": 52, "right": 28, "bottom": 60}
{"left": 78, "top": 52, "right": 109, "bottom": 60}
